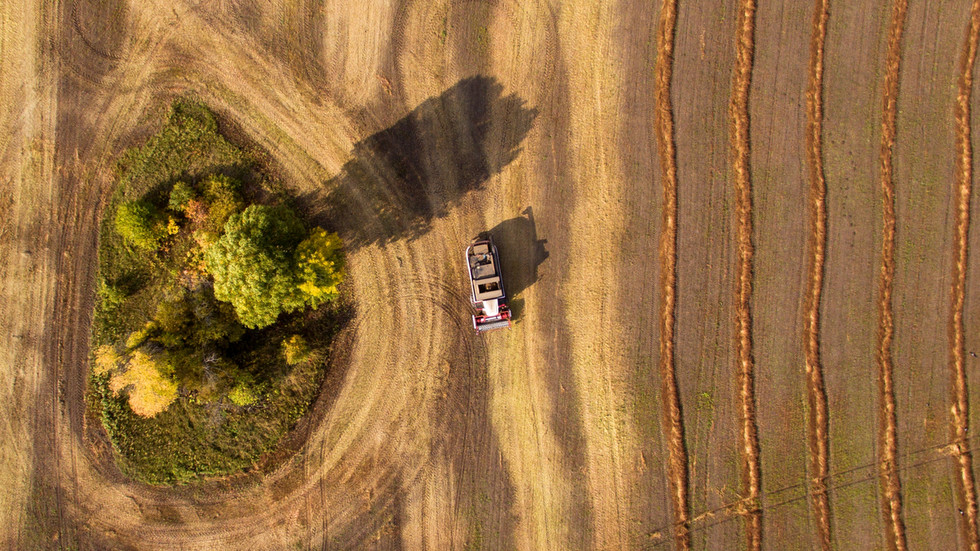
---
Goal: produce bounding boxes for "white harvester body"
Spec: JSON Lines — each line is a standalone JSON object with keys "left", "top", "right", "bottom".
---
{"left": 466, "top": 237, "right": 512, "bottom": 332}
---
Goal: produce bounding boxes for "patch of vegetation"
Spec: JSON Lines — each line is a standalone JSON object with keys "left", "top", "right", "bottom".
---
{"left": 90, "top": 99, "right": 348, "bottom": 484}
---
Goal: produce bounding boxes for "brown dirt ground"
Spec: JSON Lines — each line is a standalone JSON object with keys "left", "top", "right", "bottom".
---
{"left": 891, "top": 1, "right": 972, "bottom": 549}
{"left": 968, "top": 0, "right": 980, "bottom": 541}
{"left": 820, "top": 0, "right": 890, "bottom": 548}
{"left": 949, "top": 1, "right": 980, "bottom": 546}
{"left": 672, "top": 2, "right": 742, "bottom": 548}
{"left": 749, "top": 0, "right": 824, "bottom": 545}
{"left": 3, "top": 0, "right": 980, "bottom": 549}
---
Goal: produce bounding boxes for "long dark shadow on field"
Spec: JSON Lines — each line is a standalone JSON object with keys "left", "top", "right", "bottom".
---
{"left": 305, "top": 76, "right": 537, "bottom": 249}
{"left": 431, "top": 326, "right": 520, "bottom": 550}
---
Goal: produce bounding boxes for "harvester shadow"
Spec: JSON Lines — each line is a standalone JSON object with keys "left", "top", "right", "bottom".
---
{"left": 302, "top": 76, "right": 538, "bottom": 249}
{"left": 488, "top": 206, "right": 549, "bottom": 321}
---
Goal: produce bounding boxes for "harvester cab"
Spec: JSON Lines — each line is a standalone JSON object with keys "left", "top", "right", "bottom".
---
{"left": 466, "top": 236, "right": 512, "bottom": 332}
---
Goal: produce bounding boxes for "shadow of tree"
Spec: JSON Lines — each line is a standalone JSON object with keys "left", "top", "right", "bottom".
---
{"left": 303, "top": 76, "right": 537, "bottom": 249}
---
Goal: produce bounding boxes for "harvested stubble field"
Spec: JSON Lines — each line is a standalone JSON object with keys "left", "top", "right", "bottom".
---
{"left": 5, "top": 0, "right": 980, "bottom": 549}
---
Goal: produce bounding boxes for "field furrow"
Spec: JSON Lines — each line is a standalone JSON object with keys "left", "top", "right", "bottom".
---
{"left": 729, "top": 0, "right": 762, "bottom": 548}
{"left": 803, "top": 0, "right": 832, "bottom": 548}
{"left": 876, "top": 0, "right": 908, "bottom": 549}
{"left": 949, "top": 0, "right": 980, "bottom": 547}
{"left": 653, "top": 0, "right": 690, "bottom": 548}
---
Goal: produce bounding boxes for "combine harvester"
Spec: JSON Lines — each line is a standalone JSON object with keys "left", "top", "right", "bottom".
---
{"left": 466, "top": 236, "right": 512, "bottom": 332}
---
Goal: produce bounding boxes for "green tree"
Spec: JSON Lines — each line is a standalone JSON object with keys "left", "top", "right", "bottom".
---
{"left": 205, "top": 205, "right": 307, "bottom": 328}
{"left": 115, "top": 200, "right": 165, "bottom": 250}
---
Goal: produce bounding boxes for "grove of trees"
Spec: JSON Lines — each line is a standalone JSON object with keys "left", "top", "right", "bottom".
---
{"left": 91, "top": 100, "right": 350, "bottom": 483}
{"left": 101, "top": 173, "right": 343, "bottom": 419}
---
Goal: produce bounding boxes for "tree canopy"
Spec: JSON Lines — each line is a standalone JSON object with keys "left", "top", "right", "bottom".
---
{"left": 92, "top": 101, "right": 350, "bottom": 482}
{"left": 97, "top": 345, "right": 179, "bottom": 418}
{"left": 115, "top": 200, "right": 166, "bottom": 249}
{"left": 205, "top": 204, "right": 344, "bottom": 329}
{"left": 295, "top": 228, "right": 345, "bottom": 305}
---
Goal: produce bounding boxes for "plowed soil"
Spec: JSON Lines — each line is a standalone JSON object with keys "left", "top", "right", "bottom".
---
{"left": 3, "top": 0, "right": 980, "bottom": 549}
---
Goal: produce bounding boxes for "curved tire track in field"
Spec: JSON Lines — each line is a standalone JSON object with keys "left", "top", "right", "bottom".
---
{"left": 876, "top": 1, "right": 909, "bottom": 549}
{"left": 728, "top": 0, "right": 762, "bottom": 549}
{"left": 653, "top": 0, "right": 690, "bottom": 548}
{"left": 803, "top": 0, "right": 832, "bottom": 548}
{"left": 949, "top": 1, "right": 980, "bottom": 548}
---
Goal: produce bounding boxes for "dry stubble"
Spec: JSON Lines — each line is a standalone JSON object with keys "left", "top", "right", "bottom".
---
{"left": 0, "top": 0, "right": 59, "bottom": 543}
{"left": 803, "top": 0, "right": 833, "bottom": 548}
{"left": 729, "top": 0, "right": 763, "bottom": 549}
{"left": 876, "top": 0, "right": 909, "bottom": 549}
{"left": 654, "top": 0, "right": 690, "bottom": 548}
{"left": 948, "top": 0, "right": 980, "bottom": 547}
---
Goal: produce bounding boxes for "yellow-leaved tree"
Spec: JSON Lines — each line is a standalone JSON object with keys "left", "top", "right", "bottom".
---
{"left": 97, "top": 345, "right": 178, "bottom": 417}
{"left": 295, "top": 228, "right": 344, "bottom": 307}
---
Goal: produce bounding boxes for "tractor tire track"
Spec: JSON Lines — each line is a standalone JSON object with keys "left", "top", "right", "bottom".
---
{"left": 948, "top": 0, "right": 980, "bottom": 547}
{"left": 653, "top": 0, "right": 690, "bottom": 548}
{"left": 876, "top": 1, "right": 909, "bottom": 549}
{"left": 803, "top": 0, "right": 832, "bottom": 548}
{"left": 728, "top": 0, "right": 762, "bottom": 549}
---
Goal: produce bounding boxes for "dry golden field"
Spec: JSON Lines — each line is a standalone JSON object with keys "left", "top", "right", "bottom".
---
{"left": 4, "top": 0, "right": 980, "bottom": 549}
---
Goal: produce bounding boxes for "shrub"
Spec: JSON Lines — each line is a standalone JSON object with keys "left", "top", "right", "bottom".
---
{"left": 153, "top": 295, "right": 192, "bottom": 348}
{"left": 166, "top": 217, "right": 180, "bottom": 236}
{"left": 228, "top": 383, "right": 259, "bottom": 407}
{"left": 201, "top": 174, "right": 243, "bottom": 234}
{"left": 115, "top": 200, "right": 166, "bottom": 250}
{"left": 282, "top": 334, "right": 312, "bottom": 366}
{"left": 189, "top": 289, "right": 245, "bottom": 346}
{"left": 95, "top": 345, "right": 123, "bottom": 376}
{"left": 97, "top": 281, "right": 127, "bottom": 312}
{"left": 107, "top": 348, "right": 178, "bottom": 417}
{"left": 168, "top": 181, "right": 196, "bottom": 212}
{"left": 185, "top": 199, "right": 210, "bottom": 226}
{"left": 125, "top": 321, "right": 157, "bottom": 350}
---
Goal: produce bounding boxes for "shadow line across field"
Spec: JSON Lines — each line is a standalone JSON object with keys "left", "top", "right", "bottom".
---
{"left": 302, "top": 76, "right": 538, "bottom": 251}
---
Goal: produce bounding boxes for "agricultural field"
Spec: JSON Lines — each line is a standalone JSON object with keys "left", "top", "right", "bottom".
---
{"left": 3, "top": 0, "right": 980, "bottom": 549}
